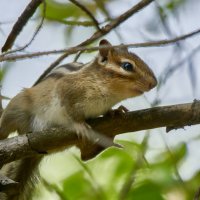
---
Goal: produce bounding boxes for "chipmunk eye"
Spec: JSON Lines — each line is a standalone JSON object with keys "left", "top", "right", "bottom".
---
{"left": 121, "top": 62, "right": 133, "bottom": 72}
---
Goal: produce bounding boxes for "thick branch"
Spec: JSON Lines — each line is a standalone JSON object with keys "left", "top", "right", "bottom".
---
{"left": 0, "top": 101, "right": 200, "bottom": 166}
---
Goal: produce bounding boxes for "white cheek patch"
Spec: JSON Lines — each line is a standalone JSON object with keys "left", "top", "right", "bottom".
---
{"left": 119, "top": 58, "right": 137, "bottom": 74}
{"left": 105, "top": 58, "right": 136, "bottom": 76}
{"left": 120, "top": 58, "right": 136, "bottom": 68}
{"left": 119, "top": 66, "right": 131, "bottom": 76}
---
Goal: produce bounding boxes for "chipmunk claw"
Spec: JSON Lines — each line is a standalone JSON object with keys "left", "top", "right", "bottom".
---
{"left": 105, "top": 105, "right": 129, "bottom": 117}
{"left": 73, "top": 122, "right": 92, "bottom": 143}
{"left": 116, "top": 105, "right": 129, "bottom": 114}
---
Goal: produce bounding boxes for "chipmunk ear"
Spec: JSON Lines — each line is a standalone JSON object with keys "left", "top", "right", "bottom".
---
{"left": 99, "top": 39, "right": 112, "bottom": 60}
{"left": 120, "top": 43, "right": 129, "bottom": 53}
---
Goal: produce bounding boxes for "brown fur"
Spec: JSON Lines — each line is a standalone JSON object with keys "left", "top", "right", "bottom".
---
{"left": 0, "top": 39, "right": 157, "bottom": 200}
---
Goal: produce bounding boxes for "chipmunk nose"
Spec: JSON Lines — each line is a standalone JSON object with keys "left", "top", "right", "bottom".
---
{"left": 148, "top": 77, "right": 157, "bottom": 89}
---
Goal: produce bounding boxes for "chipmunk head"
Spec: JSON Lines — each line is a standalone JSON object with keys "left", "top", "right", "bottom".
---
{"left": 97, "top": 39, "right": 157, "bottom": 98}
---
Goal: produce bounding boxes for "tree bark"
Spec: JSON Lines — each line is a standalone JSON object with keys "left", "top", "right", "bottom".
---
{"left": 0, "top": 100, "right": 199, "bottom": 166}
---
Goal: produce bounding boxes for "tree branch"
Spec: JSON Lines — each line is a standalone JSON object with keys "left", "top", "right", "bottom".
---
{"left": 1, "top": 0, "right": 46, "bottom": 56}
{"left": 0, "top": 100, "right": 200, "bottom": 166}
{"left": 1, "top": 0, "right": 43, "bottom": 52}
{"left": 0, "top": 27, "right": 199, "bottom": 63}
{"left": 33, "top": 0, "right": 154, "bottom": 85}
{"left": 69, "top": 0, "right": 100, "bottom": 30}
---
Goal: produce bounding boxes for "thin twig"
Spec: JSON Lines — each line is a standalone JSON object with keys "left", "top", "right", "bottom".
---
{"left": 72, "top": 154, "right": 107, "bottom": 200}
{"left": 1, "top": 0, "right": 43, "bottom": 52}
{"left": 48, "top": 18, "right": 96, "bottom": 26}
{"left": 118, "top": 133, "right": 149, "bottom": 200}
{"left": 1, "top": 0, "right": 46, "bottom": 56}
{"left": 94, "top": 0, "right": 123, "bottom": 41}
{"left": 158, "top": 44, "right": 200, "bottom": 89}
{"left": 0, "top": 27, "right": 199, "bottom": 64}
{"left": 34, "top": 0, "right": 154, "bottom": 85}
{"left": 73, "top": 51, "right": 83, "bottom": 62}
{"left": 69, "top": 0, "right": 100, "bottom": 31}
{"left": 41, "top": 178, "right": 67, "bottom": 200}
{"left": 159, "top": 131, "right": 188, "bottom": 191}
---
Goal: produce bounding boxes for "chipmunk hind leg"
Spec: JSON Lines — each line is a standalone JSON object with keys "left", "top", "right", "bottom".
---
{"left": 0, "top": 109, "right": 33, "bottom": 140}
{"left": 0, "top": 114, "right": 17, "bottom": 140}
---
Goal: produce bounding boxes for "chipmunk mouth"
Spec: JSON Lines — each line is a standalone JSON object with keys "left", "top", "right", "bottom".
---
{"left": 133, "top": 89, "right": 144, "bottom": 95}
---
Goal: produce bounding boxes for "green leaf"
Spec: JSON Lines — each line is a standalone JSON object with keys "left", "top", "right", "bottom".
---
{"left": 173, "top": 143, "right": 187, "bottom": 163}
{"left": 148, "top": 163, "right": 175, "bottom": 187}
{"left": 41, "top": 0, "right": 98, "bottom": 21}
{"left": 156, "top": 143, "right": 188, "bottom": 166}
{"left": 0, "top": 62, "right": 11, "bottom": 81}
{"left": 62, "top": 171, "right": 99, "bottom": 200}
{"left": 86, "top": 147, "right": 136, "bottom": 200}
{"left": 0, "top": 68, "right": 6, "bottom": 81}
{"left": 166, "top": 0, "right": 186, "bottom": 11}
{"left": 127, "top": 181, "right": 165, "bottom": 200}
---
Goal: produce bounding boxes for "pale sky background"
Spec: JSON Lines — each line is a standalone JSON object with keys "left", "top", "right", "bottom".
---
{"left": 0, "top": 0, "right": 200, "bottom": 199}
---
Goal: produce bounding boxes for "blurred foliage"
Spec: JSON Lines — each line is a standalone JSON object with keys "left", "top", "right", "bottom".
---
{"left": 39, "top": 0, "right": 109, "bottom": 40}
{"left": 146, "top": 0, "right": 187, "bottom": 34}
{"left": 0, "top": 67, "right": 6, "bottom": 82}
{"left": 32, "top": 0, "right": 200, "bottom": 200}
{"left": 40, "top": 0, "right": 109, "bottom": 26}
{"left": 159, "top": 0, "right": 186, "bottom": 14}
{"left": 42, "top": 0, "right": 97, "bottom": 21}
{"left": 36, "top": 139, "right": 200, "bottom": 200}
{"left": 0, "top": 62, "right": 11, "bottom": 82}
{"left": 1, "top": 0, "right": 199, "bottom": 199}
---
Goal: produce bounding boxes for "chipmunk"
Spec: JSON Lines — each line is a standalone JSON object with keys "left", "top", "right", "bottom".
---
{"left": 0, "top": 39, "right": 157, "bottom": 200}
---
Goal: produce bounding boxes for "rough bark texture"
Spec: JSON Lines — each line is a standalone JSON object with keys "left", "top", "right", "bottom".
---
{"left": 0, "top": 100, "right": 200, "bottom": 191}
{"left": 0, "top": 100, "right": 200, "bottom": 167}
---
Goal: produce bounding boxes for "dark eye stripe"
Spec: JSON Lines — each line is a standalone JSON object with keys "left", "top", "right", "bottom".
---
{"left": 121, "top": 62, "right": 133, "bottom": 72}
